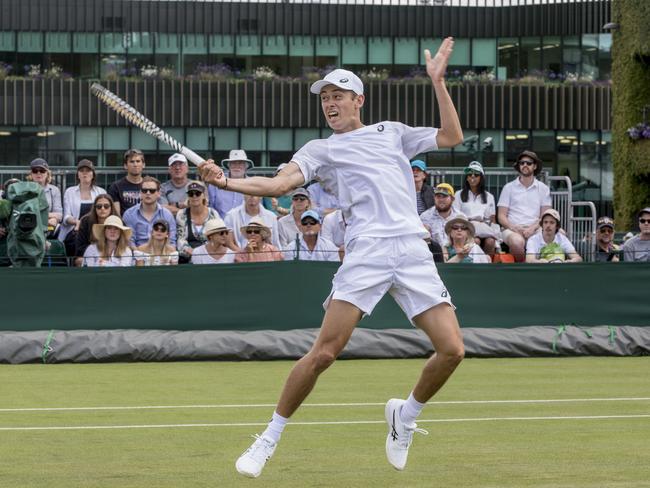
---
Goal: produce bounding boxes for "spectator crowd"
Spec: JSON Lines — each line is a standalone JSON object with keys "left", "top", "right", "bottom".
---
{"left": 1, "top": 148, "right": 648, "bottom": 268}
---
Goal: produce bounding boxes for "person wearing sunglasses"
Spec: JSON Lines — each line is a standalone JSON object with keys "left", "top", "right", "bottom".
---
{"left": 277, "top": 188, "right": 312, "bottom": 249}
{"left": 525, "top": 208, "right": 582, "bottom": 263}
{"left": 497, "top": 150, "right": 552, "bottom": 262}
{"left": 622, "top": 207, "right": 650, "bottom": 262}
{"left": 27, "top": 158, "right": 62, "bottom": 232}
{"left": 122, "top": 176, "right": 176, "bottom": 247}
{"left": 283, "top": 210, "right": 340, "bottom": 262}
{"left": 234, "top": 217, "right": 283, "bottom": 263}
{"left": 594, "top": 217, "right": 620, "bottom": 262}
{"left": 224, "top": 193, "right": 280, "bottom": 249}
{"left": 59, "top": 159, "right": 106, "bottom": 255}
{"left": 134, "top": 219, "right": 179, "bottom": 266}
{"left": 453, "top": 161, "right": 499, "bottom": 257}
{"left": 74, "top": 194, "right": 118, "bottom": 266}
{"left": 191, "top": 218, "right": 238, "bottom": 265}
{"left": 442, "top": 216, "right": 491, "bottom": 264}
{"left": 82, "top": 215, "right": 134, "bottom": 267}
{"left": 411, "top": 160, "right": 435, "bottom": 215}
{"left": 175, "top": 181, "right": 220, "bottom": 262}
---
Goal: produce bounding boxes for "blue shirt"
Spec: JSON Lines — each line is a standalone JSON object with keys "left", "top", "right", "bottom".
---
{"left": 208, "top": 185, "right": 244, "bottom": 218}
{"left": 122, "top": 204, "right": 177, "bottom": 246}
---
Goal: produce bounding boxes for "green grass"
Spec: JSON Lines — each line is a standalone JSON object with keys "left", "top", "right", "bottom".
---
{"left": 0, "top": 357, "right": 649, "bottom": 487}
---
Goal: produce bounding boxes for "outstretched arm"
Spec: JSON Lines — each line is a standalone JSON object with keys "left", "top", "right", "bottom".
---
{"left": 200, "top": 160, "right": 305, "bottom": 197}
{"left": 425, "top": 38, "right": 463, "bottom": 148}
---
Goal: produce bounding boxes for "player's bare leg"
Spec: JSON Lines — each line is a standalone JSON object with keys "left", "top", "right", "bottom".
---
{"left": 385, "top": 303, "right": 464, "bottom": 470}
{"left": 236, "top": 299, "right": 363, "bottom": 478}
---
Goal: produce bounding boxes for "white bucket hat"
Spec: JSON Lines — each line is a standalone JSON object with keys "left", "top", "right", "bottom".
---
{"left": 309, "top": 69, "right": 364, "bottom": 96}
{"left": 221, "top": 149, "right": 254, "bottom": 170}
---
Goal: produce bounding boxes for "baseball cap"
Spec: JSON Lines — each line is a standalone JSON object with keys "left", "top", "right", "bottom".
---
{"left": 30, "top": 158, "right": 49, "bottom": 170}
{"left": 596, "top": 216, "right": 614, "bottom": 230}
{"left": 434, "top": 183, "right": 455, "bottom": 197}
{"left": 464, "top": 161, "right": 484, "bottom": 175}
{"left": 186, "top": 181, "right": 206, "bottom": 194}
{"left": 637, "top": 207, "right": 650, "bottom": 218}
{"left": 540, "top": 208, "right": 562, "bottom": 224}
{"left": 300, "top": 210, "right": 321, "bottom": 224}
{"left": 77, "top": 159, "right": 95, "bottom": 170}
{"left": 411, "top": 160, "right": 426, "bottom": 172}
{"left": 152, "top": 219, "right": 169, "bottom": 231}
{"left": 168, "top": 153, "right": 188, "bottom": 166}
{"left": 291, "top": 188, "right": 310, "bottom": 199}
{"left": 309, "top": 69, "right": 364, "bottom": 96}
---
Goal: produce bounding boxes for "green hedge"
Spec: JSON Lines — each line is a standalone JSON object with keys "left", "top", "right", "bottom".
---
{"left": 612, "top": 0, "right": 650, "bottom": 229}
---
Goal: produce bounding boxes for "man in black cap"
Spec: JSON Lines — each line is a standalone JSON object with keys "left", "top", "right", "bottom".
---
{"left": 594, "top": 217, "right": 620, "bottom": 262}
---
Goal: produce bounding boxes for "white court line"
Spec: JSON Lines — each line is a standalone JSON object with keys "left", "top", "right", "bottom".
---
{"left": 1, "top": 414, "right": 650, "bottom": 432}
{"left": 0, "top": 397, "right": 649, "bottom": 413}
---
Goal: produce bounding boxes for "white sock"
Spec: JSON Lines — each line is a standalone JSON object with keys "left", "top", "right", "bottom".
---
{"left": 399, "top": 392, "right": 425, "bottom": 425}
{"left": 261, "top": 411, "right": 288, "bottom": 444}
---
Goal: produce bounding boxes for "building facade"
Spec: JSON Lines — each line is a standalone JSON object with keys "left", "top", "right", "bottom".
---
{"left": 0, "top": 0, "right": 613, "bottom": 208}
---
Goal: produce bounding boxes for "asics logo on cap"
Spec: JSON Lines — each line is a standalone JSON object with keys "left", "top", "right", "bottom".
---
{"left": 340, "top": 78, "right": 349, "bottom": 83}
{"left": 377, "top": 124, "right": 385, "bottom": 132}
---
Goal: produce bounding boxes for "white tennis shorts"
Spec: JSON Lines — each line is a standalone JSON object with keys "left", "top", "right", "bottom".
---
{"left": 323, "top": 234, "right": 453, "bottom": 323}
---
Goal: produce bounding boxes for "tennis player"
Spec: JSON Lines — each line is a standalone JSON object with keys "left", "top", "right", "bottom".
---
{"left": 200, "top": 37, "right": 464, "bottom": 478}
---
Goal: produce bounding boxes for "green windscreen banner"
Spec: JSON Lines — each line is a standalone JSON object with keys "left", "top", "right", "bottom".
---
{"left": 1, "top": 262, "right": 649, "bottom": 331}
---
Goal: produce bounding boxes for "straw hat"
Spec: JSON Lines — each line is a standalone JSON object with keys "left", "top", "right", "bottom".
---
{"left": 92, "top": 215, "right": 132, "bottom": 242}
{"left": 203, "top": 218, "right": 230, "bottom": 238}
{"left": 445, "top": 216, "right": 475, "bottom": 238}
{"left": 240, "top": 216, "right": 272, "bottom": 240}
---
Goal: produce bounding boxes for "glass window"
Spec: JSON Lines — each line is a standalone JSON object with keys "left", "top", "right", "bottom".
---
{"left": 315, "top": 37, "right": 340, "bottom": 57}
{"left": 103, "top": 128, "right": 129, "bottom": 151}
{"left": 131, "top": 129, "right": 157, "bottom": 151}
{"left": 100, "top": 33, "right": 126, "bottom": 54}
{"left": 505, "top": 131, "right": 532, "bottom": 165}
{"left": 73, "top": 33, "right": 99, "bottom": 53}
{"left": 186, "top": 129, "right": 210, "bottom": 151}
{"left": 263, "top": 36, "right": 288, "bottom": 56}
{"left": 182, "top": 35, "right": 208, "bottom": 55}
{"left": 542, "top": 36, "right": 561, "bottom": 76}
{"left": 394, "top": 38, "right": 418, "bottom": 65}
{"left": 213, "top": 129, "right": 239, "bottom": 151}
{"left": 520, "top": 37, "right": 541, "bottom": 76}
{"left": 562, "top": 36, "right": 581, "bottom": 78}
{"left": 236, "top": 35, "right": 262, "bottom": 56}
{"left": 18, "top": 127, "right": 49, "bottom": 164}
{"left": 556, "top": 131, "right": 579, "bottom": 182}
{"left": 531, "top": 130, "right": 556, "bottom": 174}
{"left": 368, "top": 38, "right": 392, "bottom": 65}
{"left": 209, "top": 35, "right": 235, "bottom": 55}
{"left": 598, "top": 34, "right": 612, "bottom": 81}
{"left": 76, "top": 128, "right": 102, "bottom": 151}
{"left": 294, "top": 129, "right": 320, "bottom": 150}
{"left": 497, "top": 38, "right": 518, "bottom": 79}
{"left": 0, "top": 32, "right": 16, "bottom": 51}
{"left": 419, "top": 39, "right": 442, "bottom": 66}
{"left": 0, "top": 127, "right": 19, "bottom": 166}
{"left": 341, "top": 38, "right": 367, "bottom": 65}
{"left": 45, "top": 33, "right": 70, "bottom": 53}
{"left": 449, "top": 38, "right": 470, "bottom": 67}
{"left": 126, "top": 32, "right": 154, "bottom": 55}
{"left": 472, "top": 38, "right": 497, "bottom": 74}
{"left": 289, "top": 36, "right": 314, "bottom": 57}
{"left": 156, "top": 34, "right": 178, "bottom": 55}
{"left": 101, "top": 54, "right": 126, "bottom": 79}
{"left": 582, "top": 34, "right": 599, "bottom": 80}
{"left": 478, "top": 130, "right": 503, "bottom": 167}
{"left": 268, "top": 129, "right": 293, "bottom": 151}
{"left": 241, "top": 128, "right": 266, "bottom": 151}
{"left": 17, "top": 32, "right": 43, "bottom": 53}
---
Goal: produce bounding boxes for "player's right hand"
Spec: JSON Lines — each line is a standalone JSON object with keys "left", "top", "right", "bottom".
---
{"left": 199, "top": 160, "right": 226, "bottom": 188}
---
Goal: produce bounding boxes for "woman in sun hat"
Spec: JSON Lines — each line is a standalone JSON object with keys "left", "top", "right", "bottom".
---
{"left": 235, "top": 216, "right": 283, "bottom": 263}
{"left": 452, "top": 161, "right": 499, "bottom": 256}
{"left": 443, "top": 216, "right": 491, "bottom": 263}
{"left": 82, "top": 215, "right": 133, "bottom": 267}
{"left": 191, "top": 218, "right": 239, "bottom": 265}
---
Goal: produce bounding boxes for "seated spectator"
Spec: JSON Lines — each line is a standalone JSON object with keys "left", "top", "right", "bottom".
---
{"left": 443, "top": 217, "right": 491, "bottom": 264}
{"left": 108, "top": 148, "right": 145, "bottom": 215}
{"left": 594, "top": 217, "right": 620, "bottom": 262}
{"left": 283, "top": 210, "right": 340, "bottom": 262}
{"left": 176, "top": 181, "right": 219, "bottom": 262}
{"left": 623, "top": 207, "right": 650, "bottom": 262}
{"left": 208, "top": 149, "right": 252, "bottom": 218}
{"left": 134, "top": 219, "right": 179, "bottom": 266}
{"left": 263, "top": 163, "right": 292, "bottom": 217}
{"left": 122, "top": 176, "right": 176, "bottom": 247}
{"left": 160, "top": 153, "right": 192, "bottom": 217}
{"left": 191, "top": 218, "right": 239, "bottom": 265}
{"left": 277, "top": 188, "right": 312, "bottom": 249}
{"left": 60, "top": 159, "right": 106, "bottom": 255}
{"left": 82, "top": 215, "right": 134, "bottom": 267}
{"left": 420, "top": 183, "right": 466, "bottom": 263}
{"left": 453, "top": 161, "right": 499, "bottom": 256}
{"left": 308, "top": 180, "right": 339, "bottom": 218}
{"left": 225, "top": 194, "right": 280, "bottom": 248}
{"left": 28, "top": 158, "right": 62, "bottom": 233}
{"left": 525, "top": 208, "right": 582, "bottom": 263}
{"left": 497, "top": 150, "right": 552, "bottom": 262}
{"left": 235, "top": 217, "right": 283, "bottom": 263}
{"left": 74, "top": 194, "right": 118, "bottom": 265}
{"left": 411, "top": 159, "right": 434, "bottom": 215}
{"left": 321, "top": 209, "right": 346, "bottom": 260}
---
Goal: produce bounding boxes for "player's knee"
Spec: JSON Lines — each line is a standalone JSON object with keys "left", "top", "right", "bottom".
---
{"left": 440, "top": 343, "right": 464, "bottom": 368}
{"left": 311, "top": 349, "right": 338, "bottom": 373}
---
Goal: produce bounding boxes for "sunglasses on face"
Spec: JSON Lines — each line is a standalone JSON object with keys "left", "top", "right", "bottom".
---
{"left": 153, "top": 225, "right": 168, "bottom": 232}
{"left": 302, "top": 220, "right": 319, "bottom": 226}
{"left": 214, "top": 230, "right": 229, "bottom": 236}
{"left": 451, "top": 225, "right": 468, "bottom": 231}
{"left": 293, "top": 196, "right": 308, "bottom": 202}
{"left": 141, "top": 188, "right": 158, "bottom": 194}
{"left": 31, "top": 168, "right": 47, "bottom": 174}
{"left": 95, "top": 203, "right": 111, "bottom": 210}
{"left": 640, "top": 219, "right": 650, "bottom": 224}
{"left": 187, "top": 191, "right": 202, "bottom": 198}
{"left": 518, "top": 160, "right": 535, "bottom": 166}
{"left": 467, "top": 172, "right": 481, "bottom": 177}
{"left": 246, "top": 229, "right": 262, "bottom": 235}
{"left": 598, "top": 228, "right": 614, "bottom": 234}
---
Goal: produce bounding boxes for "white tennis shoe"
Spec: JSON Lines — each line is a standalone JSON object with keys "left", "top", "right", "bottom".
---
{"left": 385, "top": 398, "right": 428, "bottom": 470}
{"left": 235, "top": 434, "right": 277, "bottom": 478}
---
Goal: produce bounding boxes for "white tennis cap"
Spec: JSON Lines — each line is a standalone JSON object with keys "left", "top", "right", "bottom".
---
{"left": 309, "top": 69, "right": 364, "bottom": 96}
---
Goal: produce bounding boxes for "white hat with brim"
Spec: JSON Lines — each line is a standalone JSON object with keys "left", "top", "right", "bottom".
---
{"left": 221, "top": 149, "right": 254, "bottom": 170}
{"left": 203, "top": 217, "right": 230, "bottom": 238}
{"left": 309, "top": 69, "right": 364, "bottom": 96}
{"left": 445, "top": 216, "right": 475, "bottom": 238}
{"left": 240, "top": 216, "right": 272, "bottom": 240}
{"left": 92, "top": 215, "right": 132, "bottom": 242}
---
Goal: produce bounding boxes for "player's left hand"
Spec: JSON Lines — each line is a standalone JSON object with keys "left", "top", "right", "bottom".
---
{"left": 425, "top": 37, "right": 454, "bottom": 83}
{"left": 199, "top": 160, "right": 226, "bottom": 188}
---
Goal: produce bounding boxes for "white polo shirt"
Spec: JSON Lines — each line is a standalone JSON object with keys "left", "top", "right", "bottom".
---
{"left": 291, "top": 121, "right": 437, "bottom": 245}
{"left": 452, "top": 190, "right": 496, "bottom": 222}
{"left": 283, "top": 235, "right": 340, "bottom": 262}
{"left": 497, "top": 177, "right": 551, "bottom": 226}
